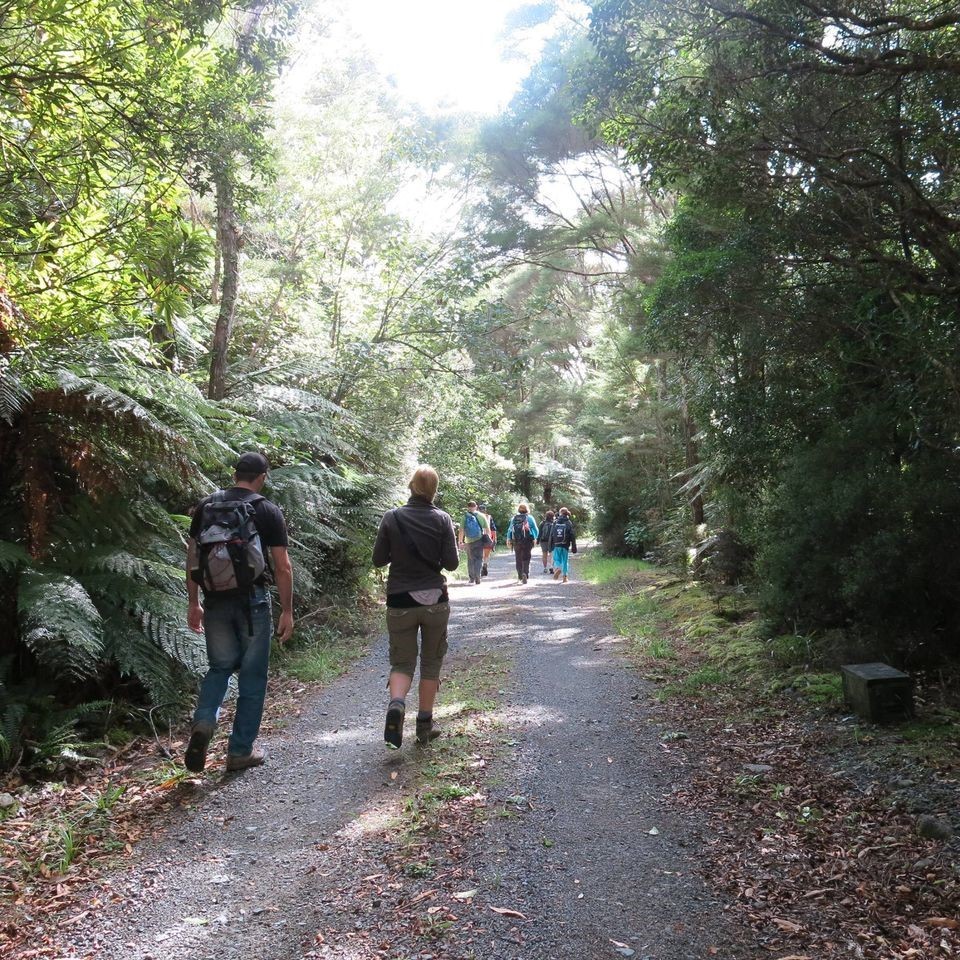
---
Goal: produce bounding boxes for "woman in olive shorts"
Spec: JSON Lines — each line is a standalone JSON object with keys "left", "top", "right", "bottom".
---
{"left": 372, "top": 465, "right": 460, "bottom": 748}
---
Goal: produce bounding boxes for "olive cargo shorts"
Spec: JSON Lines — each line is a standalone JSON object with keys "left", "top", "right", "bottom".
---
{"left": 386, "top": 602, "right": 450, "bottom": 681}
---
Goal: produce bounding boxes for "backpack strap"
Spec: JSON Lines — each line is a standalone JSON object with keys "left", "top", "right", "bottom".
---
{"left": 393, "top": 509, "right": 443, "bottom": 575}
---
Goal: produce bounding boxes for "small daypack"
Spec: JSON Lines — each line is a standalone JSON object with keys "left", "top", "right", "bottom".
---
{"left": 511, "top": 514, "right": 533, "bottom": 542}
{"left": 463, "top": 511, "right": 482, "bottom": 539}
{"left": 539, "top": 520, "right": 554, "bottom": 545}
{"left": 191, "top": 491, "right": 267, "bottom": 594}
{"left": 552, "top": 518, "right": 571, "bottom": 547}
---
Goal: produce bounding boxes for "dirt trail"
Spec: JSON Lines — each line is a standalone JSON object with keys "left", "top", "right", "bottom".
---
{"left": 49, "top": 548, "right": 758, "bottom": 960}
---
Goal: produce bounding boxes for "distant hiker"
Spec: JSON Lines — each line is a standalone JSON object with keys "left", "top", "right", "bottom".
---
{"left": 479, "top": 504, "right": 497, "bottom": 577}
{"left": 507, "top": 502, "right": 539, "bottom": 584}
{"left": 373, "top": 465, "right": 459, "bottom": 748}
{"left": 185, "top": 452, "right": 295, "bottom": 774}
{"left": 550, "top": 506, "right": 577, "bottom": 583}
{"left": 538, "top": 510, "right": 556, "bottom": 574}
{"left": 459, "top": 500, "right": 490, "bottom": 584}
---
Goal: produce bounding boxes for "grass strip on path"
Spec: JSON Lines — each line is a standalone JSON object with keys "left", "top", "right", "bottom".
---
{"left": 306, "top": 645, "right": 518, "bottom": 959}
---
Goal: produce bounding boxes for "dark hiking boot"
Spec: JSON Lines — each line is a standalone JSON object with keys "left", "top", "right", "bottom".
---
{"left": 481, "top": 563, "right": 488, "bottom": 577}
{"left": 522, "top": 574, "right": 528, "bottom": 584}
{"left": 185, "top": 722, "right": 214, "bottom": 773}
{"left": 225, "top": 747, "right": 265, "bottom": 772}
{"left": 415, "top": 717, "right": 442, "bottom": 745}
{"left": 384, "top": 700, "right": 405, "bottom": 749}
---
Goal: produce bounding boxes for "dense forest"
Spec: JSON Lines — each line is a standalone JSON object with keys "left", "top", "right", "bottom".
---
{"left": 1, "top": 0, "right": 958, "bottom": 771}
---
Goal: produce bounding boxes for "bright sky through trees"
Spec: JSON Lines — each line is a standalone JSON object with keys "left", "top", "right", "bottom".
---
{"left": 344, "top": 0, "right": 587, "bottom": 114}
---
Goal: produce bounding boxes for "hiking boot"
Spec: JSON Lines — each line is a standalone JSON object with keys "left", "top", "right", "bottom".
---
{"left": 553, "top": 569, "right": 561, "bottom": 580}
{"left": 415, "top": 717, "right": 442, "bottom": 745}
{"left": 184, "top": 722, "right": 214, "bottom": 773}
{"left": 481, "top": 564, "right": 488, "bottom": 577}
{"left": 384, "top": 700, "right": 405, "bottom": 749}
{"left": 563, "top": 575, "right": 568, "bottom": 583}
{"left": 522, "top": 574, "right": 528, "bottom": 584}
{"left": 225, "top": 747, "right": 265, "bottom": 772}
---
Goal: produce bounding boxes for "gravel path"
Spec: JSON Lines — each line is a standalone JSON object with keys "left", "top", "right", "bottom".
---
{"left": 49, "top": 547, "right": 759, "bottom": 960}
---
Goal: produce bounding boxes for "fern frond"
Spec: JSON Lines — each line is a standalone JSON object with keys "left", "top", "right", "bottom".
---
{"left": 18, "top": 570, "right": 104, "bottom": 680}
{"left": 0, "top": 359, "right": 30, "bottom": 423}
{"left": 0, "top": 540, "right": 29, "bottom": 572}
{"left": 73, "top": 548, "right": 184, "bottom": 592}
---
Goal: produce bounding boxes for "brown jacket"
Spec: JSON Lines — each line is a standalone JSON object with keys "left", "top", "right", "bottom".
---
{"left": 372, "top": 496, "right": 459, "bottom": 594}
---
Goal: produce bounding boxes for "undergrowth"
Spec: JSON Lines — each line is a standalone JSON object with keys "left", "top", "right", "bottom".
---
{"left": 594, "top": 553, "right": 960, "bottom": 765}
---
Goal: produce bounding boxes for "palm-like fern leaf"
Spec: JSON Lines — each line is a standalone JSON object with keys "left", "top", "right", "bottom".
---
{"left": 18, "top": 570, "right": 104, "bottom": 680}
{"left": 0, "top": 540, "right": 29, "bottom": 572}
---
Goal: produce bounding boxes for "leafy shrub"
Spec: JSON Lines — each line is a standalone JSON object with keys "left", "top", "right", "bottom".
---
{"left": 757, "top": 413, "right": 960, "bottom": 663}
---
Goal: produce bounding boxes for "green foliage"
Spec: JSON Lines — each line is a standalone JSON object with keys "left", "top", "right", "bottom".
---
{"left": 756, "top": 412, "right": 960, "bottom": 659}
{"left": 583, "top": 0, "right": 960, "bottom": 659}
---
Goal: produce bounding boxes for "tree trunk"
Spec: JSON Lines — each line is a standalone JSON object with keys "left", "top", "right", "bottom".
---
{"left": 210, "top": 241, "right": 221, "bottom": 305}
{"left": 208, "top": 172, "right": 241, "bottom": 401}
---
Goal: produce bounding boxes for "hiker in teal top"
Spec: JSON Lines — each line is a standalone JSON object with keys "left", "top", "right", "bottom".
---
{"left": 506, "top": 502, "right": 539, "bottom": 584}
{"left": 549, "top": 506, "right": 577, "bottom": 582}
{"left": 458, "top": 500, "right": 490, "bottom": 584}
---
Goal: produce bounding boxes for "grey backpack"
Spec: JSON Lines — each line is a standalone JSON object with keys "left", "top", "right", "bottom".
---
{"left": 190, "top": 492, "right": 266, "bottom": 594}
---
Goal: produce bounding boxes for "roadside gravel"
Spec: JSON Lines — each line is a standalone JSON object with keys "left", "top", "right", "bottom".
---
{"left": 46, "top": 547, "right": 759, "bottom": 960}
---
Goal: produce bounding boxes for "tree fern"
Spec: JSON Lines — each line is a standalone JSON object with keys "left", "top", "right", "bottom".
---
{"left": 0, "top": 359, "right": 30, "bottom": 424}
{"left": 0, "top": 540, "right": 29, "bottom": 572}
{"left": 18, "top": 570, "right": 104, "bottom": 680}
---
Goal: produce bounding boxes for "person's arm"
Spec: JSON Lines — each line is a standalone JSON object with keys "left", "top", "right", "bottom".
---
{"left": 570, "top": 523, "right": 578, "bottom": 552}
{"left": 528, "top": 516, "right": 539, "bottom": 539}
{"left": 271, "top": 545, "right": 294, "bottom": 643}
{"left": 186, "top": 538, "right": 203, "bottom": 633}
{"left": 372, "top": 513, "right": 391, "bottom": 567}
{"left": 441, "top": 516, "right": 460, "bottom": 571}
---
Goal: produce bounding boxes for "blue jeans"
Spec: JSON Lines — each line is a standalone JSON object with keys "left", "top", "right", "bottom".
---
{"left": 193, "top": 586, "right": 273, "bottom": 756}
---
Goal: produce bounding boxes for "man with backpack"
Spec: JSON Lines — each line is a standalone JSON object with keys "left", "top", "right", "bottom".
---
{"left": 459, "top": 501, "right": 490, "bottom": 584}
{"left": 184, "top": 452, "right": 294, "bottom": 773}
{"left": 506, "top": 502, "right": 539, "bottom": 584}
{"left": 549, "top": 506, "right": 577, "bottom": 583}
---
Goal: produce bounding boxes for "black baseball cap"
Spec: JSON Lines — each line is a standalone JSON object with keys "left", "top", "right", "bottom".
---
{"left": 234, "top": 452, "right": 270, "bottom": 475}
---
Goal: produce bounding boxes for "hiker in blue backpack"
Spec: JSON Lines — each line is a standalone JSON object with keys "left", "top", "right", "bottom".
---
{"left": 506, "top": 502, "right": 539, "bottom": 584}
{"left": 459, "top": 501, "right": 490, "bottom": 584}
{"left": 184, "top": 452, "right": 294, "bottom": 773}
{"left": 549, "top": 506, "right": 577, "bottom": 583}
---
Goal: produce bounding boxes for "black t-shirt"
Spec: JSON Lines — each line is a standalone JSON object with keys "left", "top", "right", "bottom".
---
{"left": 190, "top": 487, "right": 288, "bottom": 586}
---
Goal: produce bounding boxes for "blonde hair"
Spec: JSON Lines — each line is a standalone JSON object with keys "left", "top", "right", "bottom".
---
{"left": 517, "top": 502, "right": 529, "bottom": 513}
{"left": 408, "top": 465, "right": 439, "bottom": 502}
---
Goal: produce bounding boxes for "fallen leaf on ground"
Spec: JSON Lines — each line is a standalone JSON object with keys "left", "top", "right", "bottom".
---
{"left": 925, "top": 917, "right": 960, "bottom": 929}
{"left": 489, "top": 905, "right": 527, "bottom": 920}
{"left": 452, "top": 890, "right": 477, "bottom": 900}
{"left": 771, "top": 918, "right": 802, "bottom": 934}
